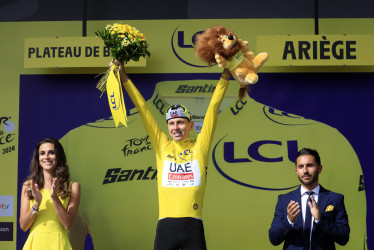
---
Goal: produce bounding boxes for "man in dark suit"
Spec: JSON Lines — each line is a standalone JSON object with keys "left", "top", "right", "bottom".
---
{"left": 269, "top": 148, "right": 350, "bottom": 249}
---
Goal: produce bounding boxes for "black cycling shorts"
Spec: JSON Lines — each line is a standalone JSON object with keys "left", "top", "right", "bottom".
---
{"left": 154, "top": 217, "right": 207, "bottom": 250}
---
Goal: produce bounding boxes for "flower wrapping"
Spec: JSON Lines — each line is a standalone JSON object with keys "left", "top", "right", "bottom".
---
{"left": 95, "top": 23, "right": 151, "bottom": 127}
{"left": 106, "top": 65, "right": 127, "bottom": 127}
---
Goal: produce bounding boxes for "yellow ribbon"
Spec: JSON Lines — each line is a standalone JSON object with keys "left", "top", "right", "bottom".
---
{"left": 106, "top": 66, "right": 127, "bottom": 127}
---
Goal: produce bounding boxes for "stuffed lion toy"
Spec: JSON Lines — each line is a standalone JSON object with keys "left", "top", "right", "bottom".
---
{"left": 195, "top": 25, "right": 269, "bottom": 99}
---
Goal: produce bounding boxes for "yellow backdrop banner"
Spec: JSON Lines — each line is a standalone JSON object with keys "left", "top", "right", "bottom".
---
{"left": 24, "top": 37, "right": 146, "bottom": 68}
{"left": 257, "top": 35, "right": 374, "bottom": 66}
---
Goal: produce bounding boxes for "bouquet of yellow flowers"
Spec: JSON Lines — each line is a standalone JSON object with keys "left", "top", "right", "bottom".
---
{"left": 95, "top": 23, "right": 151, "bottom": 93}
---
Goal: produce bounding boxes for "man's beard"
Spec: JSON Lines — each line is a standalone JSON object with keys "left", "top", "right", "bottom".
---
{"left": 298, "top": 173, "right": 319, "bottom": 186}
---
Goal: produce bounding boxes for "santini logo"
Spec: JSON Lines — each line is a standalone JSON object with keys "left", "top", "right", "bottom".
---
{"left": 103, "top": 167, "right": 157, "bottom": 184}
{"left": 175, "top": 84, "right": 216, "bottom": 94}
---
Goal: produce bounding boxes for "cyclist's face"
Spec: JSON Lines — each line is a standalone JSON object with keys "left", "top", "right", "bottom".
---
{"left": 167, "top": 118, "right": 193, "bottom": 141}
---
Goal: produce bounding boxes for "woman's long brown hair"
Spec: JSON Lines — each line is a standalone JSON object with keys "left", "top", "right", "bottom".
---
{"left": 24, "top": 137, "right": 71, "bottom": 200}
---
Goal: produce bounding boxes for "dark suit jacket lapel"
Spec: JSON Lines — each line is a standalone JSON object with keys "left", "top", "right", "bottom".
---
{"left": 317, "top": 185, "right": 330, "bottom": 214}
{"left": 314, "top": 185, "right": 330, "bottom": 231}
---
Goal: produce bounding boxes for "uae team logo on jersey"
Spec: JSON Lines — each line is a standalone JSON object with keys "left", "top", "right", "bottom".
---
{"left": 162, "top": 160, "right": 201, "bottom": 187}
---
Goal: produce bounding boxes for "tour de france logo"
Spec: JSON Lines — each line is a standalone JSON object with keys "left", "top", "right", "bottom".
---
{"left": 122, "top": 135, "right": 152, "bottom": 157}
{"left": 1, "top": 116, "right": 16, "bottom": 155}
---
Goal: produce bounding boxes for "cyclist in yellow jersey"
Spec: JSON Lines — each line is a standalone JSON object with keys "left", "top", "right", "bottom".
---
{"left": 60, "top": 75, "right": 366, "bottom": 249}
{"left": 59, "top": 67, "right": 366, "bottom": 249}
{"left": 117, "top": 60, "right": 230, "bottom": 250}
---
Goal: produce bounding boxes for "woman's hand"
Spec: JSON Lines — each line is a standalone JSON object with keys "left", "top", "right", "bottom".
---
{"left": 30, "top": 179, "right": 42, "bottom": 206}
{"left": 20, "top": 180, "right": 42, "bottom": 231}
{"left": 50, "top": 177, "right": 59, "bottom": 199}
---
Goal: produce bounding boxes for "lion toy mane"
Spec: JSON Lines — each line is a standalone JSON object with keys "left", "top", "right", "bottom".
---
{"left": 195, "top": 25, "right": 269, "bottom": 99}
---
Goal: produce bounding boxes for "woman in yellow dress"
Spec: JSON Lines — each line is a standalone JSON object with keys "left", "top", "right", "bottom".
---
{"left": 19, "top": 137, "right": 81, "bottom": 250}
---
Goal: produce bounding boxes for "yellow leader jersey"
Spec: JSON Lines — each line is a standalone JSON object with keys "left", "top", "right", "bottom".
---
{"left": 123, "top": 77, "right": 229, "bottom": 219}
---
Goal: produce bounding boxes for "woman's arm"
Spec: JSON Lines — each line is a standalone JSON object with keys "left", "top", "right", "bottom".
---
{"left": 19, "top": 180, "right": 41, "bottom": 232}
{"left": 51, "top": 180, "right": 81, "bottom": 230}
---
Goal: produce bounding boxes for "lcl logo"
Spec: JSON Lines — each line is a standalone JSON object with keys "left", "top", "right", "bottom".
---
{"left": 110, "top": 92, "right": 120, "bottom": 110}
{"left": 212, "top": 136, "right": 299, "bottom": 191}
{"left": 171, "top": 25, "right": 208, "bottom": 68}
